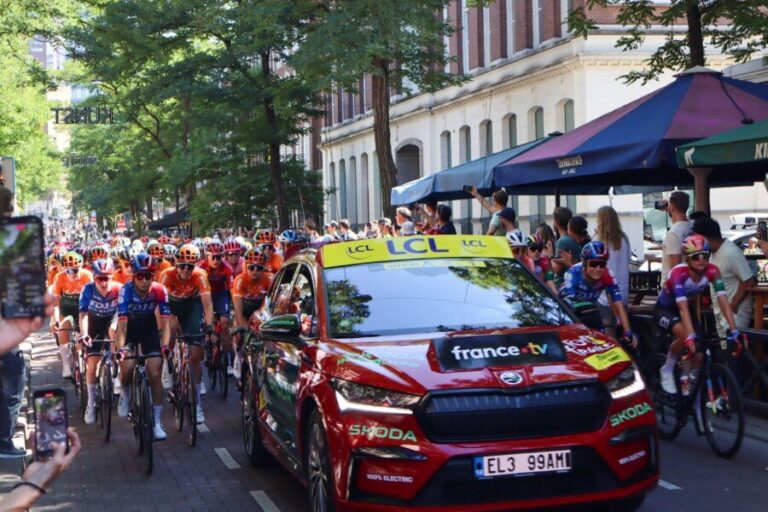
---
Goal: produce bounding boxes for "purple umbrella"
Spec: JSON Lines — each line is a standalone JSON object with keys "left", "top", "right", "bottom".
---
{"left": 494, "top": 67, "right": 768, "bottom": 207}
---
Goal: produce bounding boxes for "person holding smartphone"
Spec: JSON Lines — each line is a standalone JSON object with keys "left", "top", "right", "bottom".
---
{"left": 78, "top": 259, "right": 122, "bottom": 425}
{"left": 50, "top": 252, "right": 93, "bottom": 378}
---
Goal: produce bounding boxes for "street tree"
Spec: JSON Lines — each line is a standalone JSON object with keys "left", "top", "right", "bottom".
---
{"left": 567, "top": 0, "right": 768, "bottom": 84}
{"left": 292, "top": 0, "right": 463, "bottom": 219}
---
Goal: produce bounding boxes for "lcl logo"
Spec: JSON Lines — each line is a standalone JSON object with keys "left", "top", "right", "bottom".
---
{"left": 346, "top": 243, "right": 375, "bottom": 260}
{"left": 461, "top": 239, "right": 488, "bottom": 254}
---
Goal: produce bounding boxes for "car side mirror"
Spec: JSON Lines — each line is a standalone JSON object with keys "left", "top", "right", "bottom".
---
{"left": 259, "top": 314, "right": 304, "bottom": 344}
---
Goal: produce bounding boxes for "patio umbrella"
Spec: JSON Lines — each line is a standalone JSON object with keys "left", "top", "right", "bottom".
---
{"left": 391, "top": 138, "right": 548, "bottom": 206}
{"left": 676, "top": 117, "right": 768, "bottom": 168}
{"left": 494, "top": 67, "right": 768, "bottom": 201}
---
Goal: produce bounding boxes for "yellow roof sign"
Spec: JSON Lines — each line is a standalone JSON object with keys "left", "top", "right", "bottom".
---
{"left": 320, "top": 235, "right": 512, "bottom": 268}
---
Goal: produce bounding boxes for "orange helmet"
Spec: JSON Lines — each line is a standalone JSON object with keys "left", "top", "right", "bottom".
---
{"left": 243, "top": 248, "right": 268, "bottom": 266}
{"left": 147, "top": 242, "right": 165, "bottom": 258}
{"left": 89, "top": 246, "right": 109, "bottom": 261}
{"left": 176, "top": 244, "right": 200, "bottom": 264}
{"left": 62, "top": 251, "right": 84, "bottom": 269}
{"left": 158, "top": 235, "right": 170, "bottom": 244}
{"left": 256, "top": 230, "right": 277, "bottom": 245}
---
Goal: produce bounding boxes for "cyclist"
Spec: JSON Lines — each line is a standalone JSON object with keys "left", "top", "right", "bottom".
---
{"left": 198, "top": 240, "right": 234, "bottom": 364}
{"left": 78, "top": 259, "right": 122, "bottom": 424}
{"left": 50, "top": 252, "right": 94, "bottom": 378}
{"left": 113, "top": 249, "right": 133, "bottom": 285}
{"left": 163, "top": 244, "right": 178, "bottom": 265}
{"left": 88, "top": 245, "right": 109, "bottom": 273}
{"left": 46, "top": 253, "right": 63, "bottom": 288}
{"left": 559, "top": 241, "right": 638, "bottom": 348}
{"left": 656, "top": 234, "right": 742, "bottom": 394}
{"left": 223, "top": 239, "right": 244, "bottom": 275}
{"left": 258, "top": 231, "right": 284, "bottom": 273}
{"left": 147, "top": 241, "right": 172, "bottom": 275}
{"left": 506, "top": 230, "right": 534, "bottom": 271}
{"left": 159, "top": 244, "right": 214, "bottom": 424}
{"left": 115, "top": 253, "right": 171, "bottom": 440}
{"left": 527, "top": 233, "right": 557, "bottom": 293}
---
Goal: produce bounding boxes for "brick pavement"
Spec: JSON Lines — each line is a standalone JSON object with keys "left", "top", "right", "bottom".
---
{"left": 0, "top": 332, "right": 308, "bottom": 512}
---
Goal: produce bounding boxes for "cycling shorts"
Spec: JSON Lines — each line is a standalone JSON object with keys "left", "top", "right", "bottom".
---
{"left": 86, "top": 315, "right": 115, "bottom": 354}
{"left": 212, "top": 290, "right": 231, "bottom": 318}
{"left": 169, "top": 298, "right": 203, "bottom": 337}
{"left": 653, "top": 304, "right": 702, "bottom": 335}
{"left": 125, "top": 315, "right": 161, "bottom": 355}
{"left": 242, "top": 298, "right": 263, "bottom": 321}
{"left": 59, "top": 295, "right": 80, "bottom": 324}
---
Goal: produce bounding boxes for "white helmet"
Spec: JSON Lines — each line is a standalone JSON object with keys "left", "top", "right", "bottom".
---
{"left": 506, "top": 229, "right": 527, "bottom": 248}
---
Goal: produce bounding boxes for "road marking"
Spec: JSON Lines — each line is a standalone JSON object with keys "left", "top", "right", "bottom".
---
{"left": 214, "top": 447, "right": 241, "bottom": 469}
{"left": 659, "top": 479, "right": 682, "bottom": 490}
{"left": 250, "top": 490, "right": 281, "bottom": 512}
{"left": 198, "top": 423, "right": 210, "bottom": 433}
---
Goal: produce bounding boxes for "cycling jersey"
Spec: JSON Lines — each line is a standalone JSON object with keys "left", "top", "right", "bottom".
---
{"left": 233, "top": 272, "right": 274, "bottom": 319}
{"left": 52, "top": 269, "right": 94, "bottom": 318}
{"left": 155, "top": 259, "right": 172, "bottom": 275}
{"left": 532, "top": 256, "right": 555, "bottom": 282}
{"left": 112, "top": 268, "right": 132, "bottom": 285}
{"left": 79, "top": 282, "right": 121, "bottom": 318}
{"left": 159, "top": 267, "right": 211, "bottom": 300}
{"left": 267, "top": 253, "right": 284, "bottom": 274}
{"left": 47, "top": 267, "right": 60, "bottom": 287}
{"left": 117, "top": 281, "right": 170, "bottom": 353}
{"left": 198, "top": 260, "right": 234, "bottom": 293}
{"left": 656, "top": 263, "right": 726, "bottom": 310}
{"left": 560, "top": 263, "right": 622, "bottom": 304}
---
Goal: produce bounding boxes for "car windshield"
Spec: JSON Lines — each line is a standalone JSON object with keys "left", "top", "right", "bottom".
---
{"left": 323, "top": 258, "right": 573, "bottom": 338}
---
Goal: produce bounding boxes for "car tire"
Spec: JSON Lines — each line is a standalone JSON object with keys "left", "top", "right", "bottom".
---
{"left": 305, "top": 409, "right": 335, "bottom": 512}
{"left": 242, "top": 369, "right": 270, "bottom": 467}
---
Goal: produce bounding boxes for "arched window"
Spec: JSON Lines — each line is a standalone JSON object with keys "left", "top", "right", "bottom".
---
{"left": 440, "top": 131, "right": 452, "bottom": 169}
{"left": 563, "top": 99, "right": 575, "bottom": 132}
{"left": 360, "top": 154, "right": 369, "bottom": 222}
{"left": 479, "top": 120, "right": 493, "bottom": 156}
{"left": 328, "top": 162, "right": 337, "bottom": 221}
{"left": 502, "top": 114, "right": 517, "bottom": 149}
{"left": 459, "top": 126, "right": 472, "bottom": 164}
{"left": 529, "top": 106, "right": 544, "bottom": 140}
{"left": 338, "top": 159, "right": 347, "bottom": 219}
{"left": 348, "top": 157, "right": 358, "bottom": 224}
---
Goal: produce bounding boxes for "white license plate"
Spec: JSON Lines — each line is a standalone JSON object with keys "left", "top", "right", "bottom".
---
{"left": 474, "top": 449, "right": 572, "bottom": 479}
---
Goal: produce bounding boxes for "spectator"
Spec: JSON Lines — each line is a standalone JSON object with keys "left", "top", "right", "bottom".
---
{"left": 380, "top": 224, "right": 394, "bottom": 237}
{"left": 400, "top": 222, "right": 417, "bottom": 236}
{"left": 594, "top": 206, "right": 631, "bottom": 338}
{"left": 436, "top": 205, "right": 457, "bottom": 234}
{"left": 498, "top": 207, "right": 517, "bottom": 233}
{"left": 303, "top": 219, "right": 320, "bottom": 242}
{"left": 536, "top": 223, "right": 557, "bottom": 259}
{"left": 469, "top": 187, "right": 510, "bottom": 236}
{"left": 553, "top": 206, "right": 572, "bottom": 240}
{"left": 417, "top": 200, "right": 439, "bottom": 232}
{"left": 661, "top": 191, "right": 691, "bottom": 281}
{"left": 338, "top": 219, "right": 358, "bottom": 241}
{"left": 554, "top": 207, "right": 581, "bottom": 262}
{"left": 693, "top": 217, "right": 754, "bottom": 335}
{"left": 0, "top": 173, "right": 13, "bottom": 218}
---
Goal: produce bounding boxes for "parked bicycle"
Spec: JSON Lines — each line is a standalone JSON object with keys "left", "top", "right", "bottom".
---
{"left": 168, "top": 334, "right": 205, "bottom": 447}
{"left": 121, "top": 351, "right": 161, "bottom": 475}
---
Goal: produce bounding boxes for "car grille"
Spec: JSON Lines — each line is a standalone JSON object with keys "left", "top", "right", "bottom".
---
{"left": 417, "top": 382, "right": 610, "bottom": 443}
{"left": 350, "top": 446, "right": 656, "bottom": 507}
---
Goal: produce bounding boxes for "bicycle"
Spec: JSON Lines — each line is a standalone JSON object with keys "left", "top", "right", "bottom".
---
{"left": 121, "top": 351, "right": 161, "bottom": 475}
{"left": 645, "top": 335, "right": 745, "bottom": 459}
{"left": 205, "top": 327, "right": 230, "bottom": 400}
{"left": 91, "top": 338, "right": 116, "bottom": 442}
{"left": 168, "top": 334, "right": 205, "bottom": 447}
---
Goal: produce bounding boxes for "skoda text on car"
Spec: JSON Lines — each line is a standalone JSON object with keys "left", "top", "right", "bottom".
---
{"left": 240, "top": 235, "right": 659, "bottom": 512}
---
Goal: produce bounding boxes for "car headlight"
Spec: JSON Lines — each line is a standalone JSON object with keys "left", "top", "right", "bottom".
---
{"left": 606, "top": 364, "right": 645, "bottom": 399}
{"left": 332, "top": 378, "right": 421, "bottom": 415}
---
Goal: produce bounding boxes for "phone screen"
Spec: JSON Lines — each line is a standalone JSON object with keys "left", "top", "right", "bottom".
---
{"left": 34, "top": 389, "right": 68, "bottom": 459}
{"left": 0, "top": 216, "right": 46, "bottom": 318}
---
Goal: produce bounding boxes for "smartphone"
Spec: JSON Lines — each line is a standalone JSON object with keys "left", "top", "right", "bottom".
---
{"left": 33, "top": 388, "right": 68, "bottom": 460}
{"left": 0, "top": 216, "right": 46, "bottom": 318}
{"left": 462, "top": 185, "right": 473, "bottom": 193}
{"left": 759, "top": 221, "right": 767, "bottom": 241}
{"left": 654, "top": 199, "right": 669, "bottom": 211}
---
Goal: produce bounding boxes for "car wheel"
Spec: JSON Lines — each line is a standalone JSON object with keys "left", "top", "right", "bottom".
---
{"left": 305, "top": 409, "right": 335, "bottom": 512}
{"left": 242, "top": 369, "right": 270, "bottom": 467}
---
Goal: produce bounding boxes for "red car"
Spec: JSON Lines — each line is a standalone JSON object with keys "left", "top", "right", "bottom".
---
{"left": 241, "top": 235, "right": 658, "bottom": 512}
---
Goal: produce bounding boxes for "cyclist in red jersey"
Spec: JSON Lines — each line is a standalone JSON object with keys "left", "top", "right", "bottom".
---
{"left": 223, "top": 239, "right": 244, "bottom": 275}
{"left": 527, "top": 234, "right": 557, "bottom": 293}
{"left": 199, "top": 241, "right": 234, "bottom": 354}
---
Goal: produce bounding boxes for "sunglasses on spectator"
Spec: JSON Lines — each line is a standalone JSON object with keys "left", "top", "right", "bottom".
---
{"left": 95, "top": 276, "right": 111, "bottom": 282}
{"left": 247, "top": 264, "right": 265, "bottom": 272}
{"left": 689, "top": 252, "right": 710, "bottom": 261}
{"left": 177, "top": 263, "right": 195, "bottom": 271}
{"left": 134, "top": 272, "right": 153, "bottom": 281}
{"left": 586, "top": 260, "right": 607, "bottom": 269}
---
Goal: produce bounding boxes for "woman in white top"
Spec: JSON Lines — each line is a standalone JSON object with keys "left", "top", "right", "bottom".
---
{"left": 594, "top": 206, "right": 631, "bottom": 338}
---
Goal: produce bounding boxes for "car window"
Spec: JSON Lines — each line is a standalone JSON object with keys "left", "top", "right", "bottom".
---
{"left": 323, "top": 258, "right": 573, "bottom": 338}
{"left": 294, "top": 265, "right": 318, "bottom": 337}
{"left": 270, "top": 263, "right": 298, "bottom": 316}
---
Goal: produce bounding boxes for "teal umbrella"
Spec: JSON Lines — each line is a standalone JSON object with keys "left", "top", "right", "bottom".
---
{"left": 676, "top": 118, "right": 768, "bottom": 168}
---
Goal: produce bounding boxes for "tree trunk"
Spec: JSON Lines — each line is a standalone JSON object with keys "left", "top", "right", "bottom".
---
{"left": 175, "top": 188, "right": 180, "bottom": 211}
{"left": 145, "top": 195, "right": 154, "bottom": 221}
{"left": 130, "top": 200, "right": 139, "bottom": 234}
{"left": 686, "top": 3, "right": 705, "bottom": 67}
{"left": 182, "top": 93, "right": 196, "bottom": 236}
{"left": 261, "top": 50, "right": 290, "bottom": 231}
{"left": 371, "top": 57, "right": 398, "bottom": 220}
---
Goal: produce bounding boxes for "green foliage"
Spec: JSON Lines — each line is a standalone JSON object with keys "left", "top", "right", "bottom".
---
{"left": 567, "top": 0, "right": 768, "bottom": 84}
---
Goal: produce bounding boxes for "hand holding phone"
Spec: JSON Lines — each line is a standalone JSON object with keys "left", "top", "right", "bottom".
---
{"left": 33, "top": 388, "right": 68, "bottom": 461}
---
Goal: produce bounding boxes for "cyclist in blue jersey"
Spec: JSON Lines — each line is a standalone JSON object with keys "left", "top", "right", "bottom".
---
{"left": 78, "top": 259, "right": 122, "bottom": 425}
{"left": 115, "top": 253, "right": 171, "bottom": 441}
{"left": 560, "top": 242, "right": 637, "bottom": 348}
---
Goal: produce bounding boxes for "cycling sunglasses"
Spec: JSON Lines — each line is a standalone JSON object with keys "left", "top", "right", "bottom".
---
{"left": 586, "top": 260, "right": 607, "bottom": 269}
{"left": 134, "top": 272, "right": 153, "bottom": 281}
{"left": 247, "top": 264, "right": 265, "bottom": 272}
{"left": 225, "top": 252, "right": 239, "bottom": 257}
{"left": 65, "top": 268, "right": 79, "bottom": 275}
{"left": 209, "top": 254, "right": 223, "bottom": 260}
{"left": 177, "top": 263, "right": 195, "bottom": 271}
{"left": 689, "top": 252, "right": 710, "bottom": 261}
{"left": 95, "top": 276, "right": 111, "bottom": 282}
{"left": 528, "top": 244, "right": 543, "bottom": 252}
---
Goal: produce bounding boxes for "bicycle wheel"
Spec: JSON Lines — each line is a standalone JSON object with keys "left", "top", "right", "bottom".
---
{"left": 701, "top": 363, "right": 745, "bottom": 459}
{"left": 102, "top": 362, "right": 113, "bottom": 442}
{"left": 220, "top": 351, "right": 229, "bottom": 401}
{"left": 173, "top": 367, "right": 184, "bottom": 433}
{"left": 208, "top": 344, "right": 218, "bottom": 392}
{"left": 133, "top": 381, "right": 144, "bottom": 456}
{"left": 141, "top": 381, "right": 154, "bottom": 475}
{"left": 645, "top": 353, "right": 683, "bottom": 440}
{"left": 186, "top": 366, "right": 197, "bottom": 447}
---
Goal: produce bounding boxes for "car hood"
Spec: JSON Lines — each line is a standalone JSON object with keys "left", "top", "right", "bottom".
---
{"left": 316, "top": 325, "right": 630, "bottom": 395}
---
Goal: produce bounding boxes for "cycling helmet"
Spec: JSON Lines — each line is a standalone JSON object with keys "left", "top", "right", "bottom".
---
{"left": 130, "top": 252, "right": 156, "bottom": 273}
{"left": 53, "top": 245, "right": 67, "bottom": 257}
{"left": 163, "top": 244, "right": 178, "bottom": 259}
{"left": 129, "top": 246, "right": 143, "bottom": 259}
{"left": 176, "top": 244, "right": 200, "bottom": 263}
{"left": 90, "top": 245, "right": 109, "bottom": 261}
{"left": 581, "top": 241, "right": 609, "bottom": 261}
{"left": 115, "top": 248, "right": 131, "bottom": 262}
{"left": 131, "top": 239, "right": 144, "bottom": 251}
{"left": 62, "top": 251, "right": 84, "bottom": 269}
{"left": 257, "top": 230, "right": 277, "bottom": 245}
{"left": 92, "top": 259, "right": 115, "bottom": 277}
{"left": 243, "top": 248, "right": 268, "bottom": 266}
{"left": 506, "top": 229, "right": 527, "bottom": 248}
{"left": 223, "top": 240, "right": 241, "bottom": 254}
{"left": 158, "top": 235, "right": 170, "bottom": 245}
{"left": 205, "top": 240, "right": 225, "bottom": 255}
{"left": 682, "top": 234, "right": 710, "bottom": 256}
{"left": 147, "top": 242, "right": 165, "bottom": 258}
{"left": 109, "top": 247, "right": 122, "bottom": 261}
{"left": 526, "top": 233, "right": 543, "bottom": 247}
{"left": 192, "top": 238, "right": 206, "bottom": 252}
{"left": 243, "top": 241, "right": 253, "bottom": 251}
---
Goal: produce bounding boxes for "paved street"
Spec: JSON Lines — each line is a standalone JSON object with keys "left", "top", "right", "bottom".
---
{"left": 1, "top": 332, "right": 767, "bottom": 512}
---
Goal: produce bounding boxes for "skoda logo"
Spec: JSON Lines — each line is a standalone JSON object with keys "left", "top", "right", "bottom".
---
{"left": 499, "top": 371, "right": 523, "bottom": 386}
